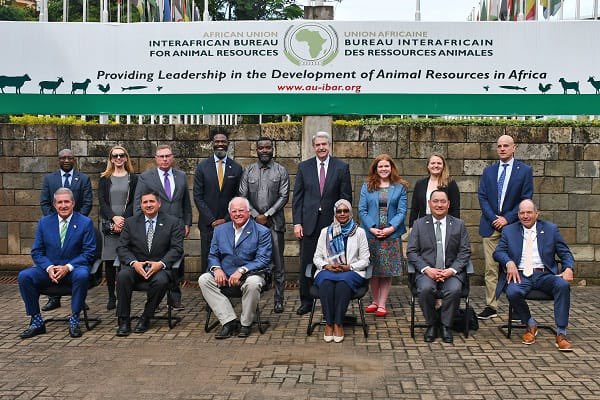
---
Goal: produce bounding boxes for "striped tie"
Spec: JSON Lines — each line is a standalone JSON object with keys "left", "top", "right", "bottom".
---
{"left": 60, "top": 219, "right": 68, "bottom": 247}
{"left": 147, "top": 220, "right": 154, "bottom": 252}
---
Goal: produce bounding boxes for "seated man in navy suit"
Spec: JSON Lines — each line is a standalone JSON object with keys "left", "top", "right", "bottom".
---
{"left": 494, "top": 199, "right": 575, "bottom": 351}
{"left": 18, "top": 188, "right": 97, "bottom": 339}
{"left": 198, "top": 197, "right": 272, "bottom": 339}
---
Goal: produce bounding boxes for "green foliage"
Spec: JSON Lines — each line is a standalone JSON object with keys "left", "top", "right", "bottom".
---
{"left": 9, "top": 115, "right": 98, "bottom": 125}
{"left": 0, "top": 3, "right": 37, "bottom": 20}
{"left": 210, "top": 0, "right": 303, "bottom": 21}
{"left": 334, "top": 117, "right": 600, "bottom": 128}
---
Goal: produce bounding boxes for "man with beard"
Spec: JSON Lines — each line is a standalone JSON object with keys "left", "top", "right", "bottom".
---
{"left": 239, "top": 137, "right": 289, "bottom": 313}
{"left": 194, "top": 127, "right": 243, "bottom": 272}
{"left": 39, "top": 148, "right": 93, "bottom": 312}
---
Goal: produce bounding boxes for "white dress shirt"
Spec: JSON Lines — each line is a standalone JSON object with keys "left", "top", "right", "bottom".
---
{"left": 497, "top": 157, "right": 514, "bottom": 211}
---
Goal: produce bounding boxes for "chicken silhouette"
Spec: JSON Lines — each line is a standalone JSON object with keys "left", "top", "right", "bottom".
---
{"left": 538, "top": 82, "right": 552, "bottom": 94}
{"left": 97, "top": 83, "right": 111, "bottom": 93}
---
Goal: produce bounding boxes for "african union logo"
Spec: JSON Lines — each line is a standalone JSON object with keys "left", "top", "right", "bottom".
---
{"left": 283, "top": 23, "right": 339, "bottom": 66}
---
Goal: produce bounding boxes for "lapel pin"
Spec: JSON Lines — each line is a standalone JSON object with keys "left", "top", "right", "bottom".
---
{"left": 73, "top": 225, "right": 77, "bottom": 229}
{"left": 540, "top": 230, "right": 544, "bottom": 234}
{"left": 159, "top": 223, "right": 164, "bottom": 227}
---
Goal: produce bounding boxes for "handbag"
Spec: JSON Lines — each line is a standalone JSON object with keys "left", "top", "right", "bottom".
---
{"left": 101, "top": 219, "right": 117, "bottom": 235}
{"left": 451, "top": 306, "right": 479, "bottom": 332}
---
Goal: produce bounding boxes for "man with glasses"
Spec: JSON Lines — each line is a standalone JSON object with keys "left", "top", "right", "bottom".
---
{"left": 39, "top": 148, "right": 93, "bottom": 312}
{"left": 134, "top": 144, "right": 192, "bottom": 310}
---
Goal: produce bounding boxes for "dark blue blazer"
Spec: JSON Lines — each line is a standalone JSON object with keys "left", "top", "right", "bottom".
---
{"left": 358, "top": 182, "right": 407, "bottom": 239}
{"left": 40, "top": 170, "right": 93, "bottom": 216}
{"left": 31, "top": 212, "right": 97, "bottom": 271}
{"left": 493, "top": 219, "right": 574, "bottom": 299}
{"left": 208, "top": 219, "right": 272, "bottom": 277}
{"left": 478, "top": 159, "right": 533, "bottom": 237}
{"left": 292, "top": 156, "right": 352, "bottom": 237}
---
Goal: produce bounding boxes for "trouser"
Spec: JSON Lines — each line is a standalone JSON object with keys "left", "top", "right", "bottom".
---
{"left": 318, "top": 280, "right": 352, "bottom": 326}
{"left": 482, "top": 230, "right": 502, "bottom": 310}
{"left": 271, "top": 229, "right": 285, "bottom": 304}
{"left": 198, "top": 272, "right": 265, "bottom": 327}
{"left": 105, "top": 260, "right": 117, "bottom": 298}
{"left": 200, "top": 229, "right": 214, "bottom": 273}
{"left": 299, "top": 214, "right": 330, "bottom": 307}
{"left": 117, "top": 267, "right": 170, "bottom": 319}
{"left": 167, "top": 257, "right": 184, "bottom": 304}
{"left": 416, "top": 274, "right": 462, "bottom": 327}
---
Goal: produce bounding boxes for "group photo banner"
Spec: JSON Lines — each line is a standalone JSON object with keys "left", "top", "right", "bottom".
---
{"left": 1, "top": 20, "right": 600, "bottom": 115}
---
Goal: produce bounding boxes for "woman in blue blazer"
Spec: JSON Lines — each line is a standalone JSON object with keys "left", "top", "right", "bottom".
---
{"left": 358, "top": 154, "right": 408, "bottom": 317}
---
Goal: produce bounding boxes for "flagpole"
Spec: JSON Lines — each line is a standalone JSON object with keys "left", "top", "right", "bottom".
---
{"left": 559, "top": 0, "right": 564, "bottom": 19}
{"left": 83, "top": 0, "right": 87, "bottom": 21}
{"left": 102, "top": 0, "right": 108, "bottom": 22}
{"left": 415, "top": 0, "right": 421, "bottom": 21}
{"left": 62, "top": 0, "right": 68, "bottom": 21}
{"left": 117, "top": 0, "right": 121, "bottom": 22}
{"left": 517, "top": 0, "right": 524, "bottom": 20}
{"left": 127, "top": 0, "right": 130, "bottom": 22}
{"left": 203, "top": 0, "right": 209, "bottom": 21}
{"left": 594, "top": 0, "right": 599, "bottom": 20}
{"left": 575, "top": 0, "right": 580, "bottom": 19}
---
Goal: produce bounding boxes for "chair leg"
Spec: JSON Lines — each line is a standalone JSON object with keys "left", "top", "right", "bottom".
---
{"left": 410, "top": 296, "right": 416, "bottom": 339}
{"left": 464, "top": 297, "right": 470, "bottom": 338}
{"left": 204, "top": 306, "right": 219, "bottom": 333}
{"left": 255, "top": 303, "right": 270, "bottom": 334}
{"left": 357, "top": 298, "right": 368, "bottom": 338}
{"left": 306, "top": 299, "right": 317, "bottom": 336}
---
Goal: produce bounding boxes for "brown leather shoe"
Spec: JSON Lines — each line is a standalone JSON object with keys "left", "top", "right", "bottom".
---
{"left": 522, "top": 325, "right": 538, "bottom": 345}
{"left": 556, "top": 335, "right": 573, "bottom": 352}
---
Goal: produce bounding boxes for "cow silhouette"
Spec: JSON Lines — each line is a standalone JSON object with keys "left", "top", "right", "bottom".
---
{"left": 71, "top": 78, "right": 92, "bottom": 94}
{"left": 588, "top": 76, "right": 600, "bottom": 94}
{"left": 558, "top": 78, "right": 580, "bottom": 95}
{"left": 39, "top": 77, "right": 64, "bottom": 94}
{"left": 0, "top": 74, "right": 31, "bottom": 94}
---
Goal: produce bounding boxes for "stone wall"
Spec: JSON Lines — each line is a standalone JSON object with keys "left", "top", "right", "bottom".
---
{"left": 1, "top": 123, "right": 599, "bottom": 285}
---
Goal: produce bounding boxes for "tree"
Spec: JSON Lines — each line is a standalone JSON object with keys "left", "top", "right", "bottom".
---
{"left": 0, "top": 2, "right": 37, "bottom": 20}
{"left": 206, "top": 0, "right": 303, "bottom": 21}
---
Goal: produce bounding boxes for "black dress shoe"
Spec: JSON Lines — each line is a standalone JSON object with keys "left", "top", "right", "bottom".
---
{"left": 441, "top": 325, "right": 454, "bottom": 344}
{"left": 170, "top": 302, "right": 185, "bottom": 311}
{"left": 107, "top": 296, "right": 116, "bottom": 311}
{"left": 41, "top": 297, "right": 61, "bottom": 312}
{"left": 274, "top": 302, "right": 284, "bottom": 313}
{"left": 134, "top": 316, "right": 150, "bottom": 334}
{"left": 296, "top": 304, "right": 312, "bottom": 315}
{"left": 19, "top": 324, "right": 46, "bottom": 339}
{"left": 69, "top": 324, "right": 82, "bottom": 338}
{"left": 424, "top": 325, "right": 436, "bottom": 343}
{"left": 116, "top": 318, "right": 131, "bottom": 337}
{"left": 215, "top": 320, "right": 240, "bottom": 339}
{"left": 238, "top": 325, "right": 251, "bottom": 338}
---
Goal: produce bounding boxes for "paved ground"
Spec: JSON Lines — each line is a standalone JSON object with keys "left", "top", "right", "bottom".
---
{"left": 0, "top": 282, "right": 598, "bottom": 400}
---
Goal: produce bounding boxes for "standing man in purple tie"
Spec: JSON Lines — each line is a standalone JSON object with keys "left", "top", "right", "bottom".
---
{"left": 477, "top": 135, "right": 533, "bottom": 320}
{"left": 134, "top": 145, "right": 192, "bottom": 310}
{"left": 292, "top": 131, "right": 352, "bottom": 315}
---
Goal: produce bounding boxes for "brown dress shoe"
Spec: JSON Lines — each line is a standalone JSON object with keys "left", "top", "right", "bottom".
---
{"left": 556, "top": 335, "right": 573, "bottom": 352}
{"left": 522, "top": 325, "right": 538, "bottom": 345}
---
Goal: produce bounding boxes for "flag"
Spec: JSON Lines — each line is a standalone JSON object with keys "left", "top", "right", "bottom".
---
{"left": 163, "top": 0, "right": 171, "bottom": 21}
{"left": 479, "top": 0, "right": 488, "bottom": 21}
{"left": 526, "top": 0, "right": 536, "bottom": 19}
{"left": 136, "top": 0, "right": 145, "bottom": 21}
{"left": 510, "top": 0, "right": 520, "bottom": 20}
{"left": 488, "top": 0, "right": 500, "bottom": 20}
{"left": 172, "top": 0, "right": 183, "bottom": 21}
{"left": 540, "top": 0, "right": 562, "bottom": 19}
{"left": 499, "top": 0, "right": 510, "bottom": 20}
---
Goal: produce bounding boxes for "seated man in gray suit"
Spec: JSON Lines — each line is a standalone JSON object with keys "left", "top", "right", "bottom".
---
{"left": 407, "top": 189, "right": 471, "bottom": 344}
{"left": 198, "top": 197, "right": 272, "bottom": 339}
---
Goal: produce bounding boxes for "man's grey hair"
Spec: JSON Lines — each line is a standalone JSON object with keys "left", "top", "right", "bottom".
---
{"left": 228, "top": 197, "right": 250, "bottom": 212}
{"left": 58, "top": 148, "right": 74, "bottom": 157}
{"left": 519, "top": 199, "right": 538, "bottom": 212}
{"left": 53, "top": 187, "right": 74, "bottom": 202}
{"left": 311, "top": 131, "right": 332, "bottom": 145}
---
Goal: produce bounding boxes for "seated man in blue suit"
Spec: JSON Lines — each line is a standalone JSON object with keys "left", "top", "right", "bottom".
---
{"left": 18, "top": 188, "right": 97, "bottom": 339}
{"left": 494, "top": 199, "right": 575, "bottom": 352}
{"left": 198, "top": 197, "right": 272, "bottom": 339}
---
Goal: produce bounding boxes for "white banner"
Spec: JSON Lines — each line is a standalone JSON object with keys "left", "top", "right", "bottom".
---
{"left": 0, "top": 20, "right": 599, "bottom": 96}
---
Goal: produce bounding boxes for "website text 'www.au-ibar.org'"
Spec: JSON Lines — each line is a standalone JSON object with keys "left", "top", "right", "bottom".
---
{"left": 276, "top": 83, "right": 362, "bottom": 93}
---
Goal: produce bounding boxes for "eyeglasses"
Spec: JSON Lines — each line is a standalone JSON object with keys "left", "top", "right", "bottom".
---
{"left": 335, "top": 209, "right": 350, "bottom": 214}
{"left": 111, "top": 153, "right": 127, "bottom": 159}
{"left": 156, "top": 154, "right": 173, "bottom": 159}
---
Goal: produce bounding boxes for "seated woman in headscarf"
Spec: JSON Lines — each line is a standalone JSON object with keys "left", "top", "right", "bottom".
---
{"left": 313, "top": 199, "right": 370, "bottom": 343}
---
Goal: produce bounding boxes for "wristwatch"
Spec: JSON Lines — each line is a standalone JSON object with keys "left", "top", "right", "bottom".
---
{"left": 237, "top": 267, "right": 248, "bottom": 274}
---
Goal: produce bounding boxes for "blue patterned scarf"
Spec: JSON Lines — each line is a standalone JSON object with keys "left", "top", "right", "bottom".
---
{"left": 326, "top": 199, "right": 358, "bottom": 265}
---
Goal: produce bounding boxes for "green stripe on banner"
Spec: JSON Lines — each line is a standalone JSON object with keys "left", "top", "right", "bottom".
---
{"left": 1, "top": 94, "right": 600, "bottom": 116}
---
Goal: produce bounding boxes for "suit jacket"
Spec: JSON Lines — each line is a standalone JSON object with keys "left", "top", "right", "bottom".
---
{"left": 358, "top": 182, "right": 407, "bottom": 239}
{"left": 98, "top": 174, "right": 138, "bottom": 220}
{"left": 493, "top": 219, "right": 575, "bottom": 299}
{"left": 409, "top": 177, "right": 461, "bottom": 227}
{"left": 312, "top": 226, "right": 371, "bottom": 279}
{"left": 292, "top": 156, "right": 352, "bottom": 237}
{"left": 193, "top": 156, "right": 243, "bottom": 233}
{"left": 31, "top": 212, "right": 97, "bottom": 272}
{"left": 207, "top": 219, "right": 272, "bottom": 277}
{"left": 134, "top": 168, "right": 192, "bottom": 227}
{"left": 117, "top": 212, "right": 184, "bottom": 269}
{"left": 406, "top": 214, "right": 471, "bottom": 283}
{"left": 40, "top": 170, "right": 93, "bottom": 216}
{"left": 478, "top": 159, "right": 533, "bottom": 237}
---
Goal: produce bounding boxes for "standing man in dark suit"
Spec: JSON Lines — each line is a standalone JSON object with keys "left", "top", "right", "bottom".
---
{"left": 134, "top": 144, "right": 192, "bottom": 310}
{"left": 406, "top": 190, "right": 471, "bottom": 343}
{"left": 239, "top": 137, "right": 289, "bottom": 313}
{"left": 193, "top": 127, "right": 243, "bottom": 273}
{"left": 18, "top": 188, "right": 97, "bottom": 339}
{"left": 292, "top": 131, "right": 352, "bottom": 315}
{"left": 494, "top": 200, "right": 575, "bottom": 351}
{"left": 39, "top": 148, "right": 93, "bottom": 312}
{"left": 477, "top": 134, "right": 533, "bottom": 320}
{"left": 116, "top": 190, "right": 184, "bottom": 336}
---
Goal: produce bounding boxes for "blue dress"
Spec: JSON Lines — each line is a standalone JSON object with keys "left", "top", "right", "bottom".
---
{"left": 314, "top": 270, "right": 365, "bottom": 293}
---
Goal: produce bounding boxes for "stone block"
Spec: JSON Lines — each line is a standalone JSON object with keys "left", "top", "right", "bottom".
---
{"left": 334, "top": 142, "right": 367, "bottom": 158}
{"left": 0, "top": 238, "right": 6, "bottom": 254}
{"left": 409, "top": 142, "right": 446, "bottom": 159}
{"left": 466, "top": 125, "right": 504, "bottom": 142}
{"left": 112, "top": 125, "right": 147, "bottom": 141}
{"left": 87, "top": 140, "right": 119, "bottom": 157}
{"left": 147, "top": 125, "right": 175, "bottom": 140}
{"left": 0, "top": 222, "right": 8, "bottom": 238}
{"left": 539, "top": 193, "right": 569, "bottom": 210}
{"left": 275, "top": 141, "right": 301, "bottom": 159}
{"left": 0, "top": 124, "right": 26, "bottom": 139}
{"left": 545, "top": 161, "right": 575, "bottom": 177}
{"left": 589, "top": 212, "right": 600, "bottom": 227}
{"left": 534, "top": 177, "right": 564, "bottom": 193}
{"left": 15, "top": 190, "right": 41, "bottom": 206}
{"left": 284, "top": 241, "right": 299, "bottom": 257}
{"left": 20, "top": 222, "right": 37, "bottom": 238}
{"left": 584, "top": 144, "right": 600, "bottom": 160}
{"left": 569, "top": 194, "right": 600, "bottom": 210}
{"left": 456, "top": 176, "right": 479, "bottom": 194}
{"left": 0, "top": 190, "right": 14, "bottom": 206}
{"left": 558, "top": 144, "right": 585, "bottom": 160}
{"left": 0, "top": 206, "right": 41, "bottom": 222}
{"left": 4, "top": 140, "right": 33, "bottom": 156}
{"left": 78, "top": 157, "right": 108, "bottom": 175}
{"left": 517, "top": 144, "right": 558, "bottom": 160}
{"left": 577, "top": 212, "right": 589, "bottom": 243}
{"left": 448, "top": 143, "right": 480, "bottom": 159}
{"left": 577, "top": 262, "right": 600, "bottom": 278}
{"left": 0, "top": 255, "right": 31, "bottom": 270}
{"left": 332, "top": 123, "right": 360, "bottom": 141}
{"left": 227, "top": 124, "right": 260, "bottom": 141}
{"left": 7, "top": 222, "right": 20, "bottom": 254}
{"left": 560, "top": 227, "right": 576, "bottom": 244}
{"left": 505, "top": 126, "right": 548, "bottom": 143}
{"left": 548, "top": 127, "right": 572, "bottom": 143}
{"left": 463, "top": 160, "right": 490, "bottom": 176}
{"left": 345, "top": 158, "right": 371, "bottom": 176}
{"left": 564, "top": 178, "right": 592, "bottom": 194}
{"left": 277, "top": 158, "right": 300, "bottom": 173}
{"left": 570, "top": 245, "right": 595, "bottom": 261}
{"left": 1, "top": 173, "right": 33, "bottom": 189}
{"left": 121, "top": 140, "right": 157, "bottom": 158}
{"left": 398, "top": 159, "right": 426, "bottom": 176}
{"left": 409, "top": 126, "right": 433, "bottom": 142}
{"left": 25, "top": 124, "right": 58, "bottom": 140}
{"left": 360, "top": 125, "right": 396, "bottom": 141}
{"left": 368, "top": 141, "right": 397, "bottom": 159}
{"left": 479, "top": 142, "right": 498, "bottom": 160}
{"left": 261, "top": 124, "right": 302, "bottom": 141}
{"left": 434, "top": 125, "right": 467, "bottom": 142}
{"left": 543, "top": 211, "right": 576, "bottom": 227}
{"left": 173, "top": 125, "right": 208, "bottom": 141}
{"left": 34, "top": 139, "right": 58, "bottom": 156}
{"left": 70, "top": 140, "right": 88, "bottom": 156}
{"left": 576, "top": 161, "right": 600, "bottom": 177}
{"left": 0, "top": 157, "right": 19, "bottom": 172}
{"left": 573, "top": 126, "right": 600, "bottom": 143}
{"left": 528, "top": 161, "right": 545, "bottom": 177}
{"left": 72, "top": 125, "right": 105, "bottom": 141}
{"left": 21, "top": 238, "right": 33, "bottom": 254}
{"left": 588, "top": 228, "right": 600, "bottom": 244}
{"left": 460, "top": 210, "right": 481, "bottom": 226}
{"left": 234, "top": 140, "right": 256, "bottom": 158}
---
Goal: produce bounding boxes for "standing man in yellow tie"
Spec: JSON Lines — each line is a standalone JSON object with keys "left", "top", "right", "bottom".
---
{"left": 194, "top": 128, "right": 243, "bottom": 272}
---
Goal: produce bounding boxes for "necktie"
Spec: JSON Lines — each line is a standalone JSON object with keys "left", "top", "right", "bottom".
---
{"left": 163, "top": 171, "right": 172, "bottom": 200}
{"left": 523, "top": 230, "right": 534, "bottom": 277}
{"left": 60, "top": 219, "right": 68, "bottom": 247}
{"left": 434, "top": 221, "right": 444, "bottom": 269}
{"left": 217, "top": 159, "right": 224, "bottom": 190}
{"left": 497, "top": 163, "right": 508, "bottom": 211}
{"left": 147, "top": 220, "right": 154, "bottom": 252}
{"left": 63, "top": 173, "right": 71, "bottom": 188}
{"left": 319, "top": 162, "right": 326, "bottom": 195}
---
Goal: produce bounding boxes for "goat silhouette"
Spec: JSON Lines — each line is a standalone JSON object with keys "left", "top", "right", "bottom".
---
{"left": 0, "top": 74, "right": 31, "bottom": 94}
{"left": 588, "top": 76, "right": 600, "bottom": 94}
{"left": 558, "top": 78, "right": 580, "bottom": 95}
{"left": 39, "top": 77, "right": 64, "bottom": 94}
{"left": 71, "top": 78, "right": 92, "bottom": 94}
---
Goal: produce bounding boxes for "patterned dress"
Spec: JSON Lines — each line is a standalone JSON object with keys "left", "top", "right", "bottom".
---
{"left": 368, "top": 188, "right": 403, "bottom": 277}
